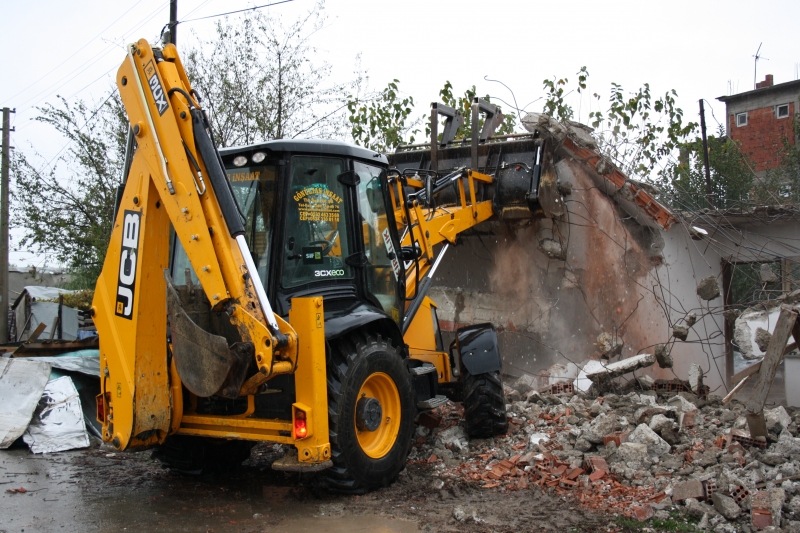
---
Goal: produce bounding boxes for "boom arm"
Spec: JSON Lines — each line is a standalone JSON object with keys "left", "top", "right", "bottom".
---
{"left": 92, "top": 40, "right": 297, "bottom": 450}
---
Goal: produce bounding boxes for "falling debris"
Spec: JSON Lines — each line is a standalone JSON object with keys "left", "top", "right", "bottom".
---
{"left": 654, "top": 344, "right": 673, "bottom": 368}
{"left": 538, "top": 238, "right": 566, "bottom": 261}
{"left": 688, "top": 226, "right": 708, "bottom": 240}
{"left": 755, "top": 327, "right": 772, "bottom": 352}
{"left": 673, "top": 324, "right": 689, "bottom": 341}
{"left": 585, "top": 353, "right": 656, "bottom": 383}
{"left": 696, "top": 276, "right": 721, "bottom": 301}
{"left": 724, "top": 308, "right": 741, "bottom": 326}
{"left": 760, "top": 263, "right": 779, "bottom": 284}
{"left": 595, "top": 332, "right": 624, "bottom": 359}
{"left": 687, "top": 364, "right": 704, "bottom": 394}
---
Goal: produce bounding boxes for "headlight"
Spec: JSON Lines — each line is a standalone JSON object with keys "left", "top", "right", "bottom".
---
{"left": 232, "top": 155, "right": 248, "bottom": 167}
{"left": 252, "top": 151, "right": 266, "bottom": 163}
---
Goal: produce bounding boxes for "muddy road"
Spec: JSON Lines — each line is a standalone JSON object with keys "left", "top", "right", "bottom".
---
{"left": 0, "top": 440, "right": 604, "bottom": 533}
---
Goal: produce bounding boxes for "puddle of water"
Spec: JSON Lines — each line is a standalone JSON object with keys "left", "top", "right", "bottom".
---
{"left": 0, "top": 448, "right": 419, "bottom": 533}
{"left": 267, "top": 515, "right": 417, "bottom": 533}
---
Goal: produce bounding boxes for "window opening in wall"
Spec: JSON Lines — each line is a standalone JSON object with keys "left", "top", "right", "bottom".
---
{"left": 736, "top": 112, "right": 748, "bottom": 127}
{"left": 725, "top": 259, "right": 800, "bottom": 381}
{"left": 777, "top": 104, "right": 790, "bottom": 119}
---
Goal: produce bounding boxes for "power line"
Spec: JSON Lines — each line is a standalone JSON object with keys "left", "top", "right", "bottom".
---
{"left": 12, "top": 2, "right": 169, "bottom": 116}
{"left": 178, "top": 0, "right": 295, "bottom": 24}
{"left": 2, "top": 0, "right": 146, "bottom": 103}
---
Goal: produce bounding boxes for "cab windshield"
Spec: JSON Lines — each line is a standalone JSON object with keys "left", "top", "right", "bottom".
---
{"left": 282, "top": 156, "right": 351, "bottom": 288}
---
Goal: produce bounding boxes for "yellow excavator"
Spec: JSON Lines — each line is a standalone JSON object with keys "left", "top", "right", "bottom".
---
{"left": 92, "top": 38, "right": 556, "bottom": 492}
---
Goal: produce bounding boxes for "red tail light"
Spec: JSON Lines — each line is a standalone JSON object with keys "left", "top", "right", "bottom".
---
{"left": 96, "top": 393, "right": 106, "bottom": 423}
{"left": 294, "top": 409, "right": 308, "bottom": 439}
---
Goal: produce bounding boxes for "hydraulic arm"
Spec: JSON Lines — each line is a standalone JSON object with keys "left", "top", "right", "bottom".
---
{"left": 92, "top": 40, "right": 330, "bottom": 465}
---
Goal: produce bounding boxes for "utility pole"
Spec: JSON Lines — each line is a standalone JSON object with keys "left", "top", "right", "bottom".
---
{"left": 698, "top": 99, "right": 713, "bottom": 209}
{"left": 1, "top": 107, "right": 15, "bottom": 344}
{"left": 169, "top": 0, "right": 178, "bottom": 45}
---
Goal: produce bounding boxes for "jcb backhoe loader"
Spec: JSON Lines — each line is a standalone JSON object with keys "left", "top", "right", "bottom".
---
{"left": 93, "top": 39, "right": 558, "bottom": 492}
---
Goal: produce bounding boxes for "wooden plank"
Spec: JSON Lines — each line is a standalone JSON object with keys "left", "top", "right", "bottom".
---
{"left": 732, "top": 361, "right": 762, "bottom": 385}
{"left": 746, "top": 306, "right": 798, "bottom": 414}
{"left": 26, "top": 323, "right": 47, "bottom": 343}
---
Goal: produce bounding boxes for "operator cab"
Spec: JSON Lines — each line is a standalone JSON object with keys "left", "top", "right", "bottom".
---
{"left": 171, "top": 139, "right": 405, "bottom": 330}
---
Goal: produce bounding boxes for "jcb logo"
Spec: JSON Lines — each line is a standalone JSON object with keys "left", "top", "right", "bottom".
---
{"left": 144, "top": 60, "right": 169, "bottom": 115}
{"left": 115, "top": 211, "right": 141, "bottom": 320}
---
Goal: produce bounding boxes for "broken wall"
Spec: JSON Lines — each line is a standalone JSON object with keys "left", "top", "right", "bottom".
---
{"left": 431, "top": 158, "right": 731, "bottom": 394}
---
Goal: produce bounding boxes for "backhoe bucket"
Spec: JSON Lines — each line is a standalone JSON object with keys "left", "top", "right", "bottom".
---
{"left": 165, "top": 271, "right": 253, "bottom": 399}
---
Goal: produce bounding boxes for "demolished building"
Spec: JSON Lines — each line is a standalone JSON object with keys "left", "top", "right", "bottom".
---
{"left": 390, "top": 110, "right": 800, "bottom": 401}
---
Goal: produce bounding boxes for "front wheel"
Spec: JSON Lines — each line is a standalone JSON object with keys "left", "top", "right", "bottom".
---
{"left": 462, "top": 369, "right": 508, "bottom": 438}
{"left": 324, "top": 333, "right": 416, "bottom": 493}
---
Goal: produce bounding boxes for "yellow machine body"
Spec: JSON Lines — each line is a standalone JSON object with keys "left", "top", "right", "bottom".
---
{"left": 93, "top": 40, "right": 329, "bottom": 463}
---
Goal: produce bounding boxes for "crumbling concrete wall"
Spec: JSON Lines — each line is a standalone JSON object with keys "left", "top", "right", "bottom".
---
{"left": 654, "top": 222, "right": 725, "bottom": 392}
{"left": 432, "top": 156, "right": 732, "bottom": 390}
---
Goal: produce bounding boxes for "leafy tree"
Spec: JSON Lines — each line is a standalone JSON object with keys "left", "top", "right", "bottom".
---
{"left": 542, "top": 68, "right": 697, "bottom": 182}
{"left": 12, "top": 2, "right": 356, "bottom": 288}
{"left": 542, "top": 66, "right": 589, "bottom": 121}
{"left": 347, "top": 79, "right": 516, "bottom": 152}
{"left": 669, "top": 126, "right": 754, "bottom": 210}
{"left": 11, "top": 95, "right": 127, "bottom": 288}
{"left": 184, "top": 2, "right": 353, "bottom": 146}
{"left": 347, "top": 80, "right": 419, "bottom": 152}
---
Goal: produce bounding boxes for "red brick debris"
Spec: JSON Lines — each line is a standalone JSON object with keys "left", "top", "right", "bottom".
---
{"left": 411, "top": 403, "right": 669, "bottom": 521}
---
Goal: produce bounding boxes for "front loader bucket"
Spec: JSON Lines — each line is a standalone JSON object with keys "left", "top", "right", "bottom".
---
{"left": 165, "top": 271, "right": 253, "bottom": 399}
{"left": 387, "top": 136, "right": 559, "bottom": 220}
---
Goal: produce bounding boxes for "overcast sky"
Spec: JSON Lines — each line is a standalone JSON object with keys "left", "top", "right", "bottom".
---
{"left": 1, "top": 0, "right": 799, "bottom": 268}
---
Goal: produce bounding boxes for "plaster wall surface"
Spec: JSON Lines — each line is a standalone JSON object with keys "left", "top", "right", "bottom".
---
{"left": 430, "top": 158, "right": 713, "bottom": 388}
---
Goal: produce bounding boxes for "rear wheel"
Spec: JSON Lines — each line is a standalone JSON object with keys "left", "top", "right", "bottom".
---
{"left": 153, "top": 435, "right": 254, "bottom": 474}
{"left": 325, "top": 333, "right": 415, "bottom": 493}
{"left": 462, "top": 369, "right": 508, "bottom": 438}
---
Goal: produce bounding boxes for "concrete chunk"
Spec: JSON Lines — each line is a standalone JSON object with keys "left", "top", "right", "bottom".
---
{"left": 655, "top": 344, "right": 673, "bottom": 368}
{"left": 688, "top": 364, "right": 704, "bottom": 394}
{"left": 760, "top": 263, "right": 779, "bottom": 283}
{"left": 513, "top": 374, "right": 537, "bottom": 396}
{"left": 672, "top": 479, "right": 705, "bottom": 503}
{"left": 585, "top": 353, "right": 656, "bottom": 383}
{"left": 697, "top": 276, "right": 721, "bottom": 301}
{"left": 765, "top": 406, "right": 792, "bottom": 433}
{"left": 712, "top": 493, "right": 741, "bottom": 520}
{"left": 755, "top": 327, "right": 772, "bottom": 353}
{"left": 627, "top": 423, "right": 671, "bottom": 458}
{"left": 595, "top": 332, "right": 624, "bottom": 359}
{"left": 673, "top": 324, "right": 689, "bottom": 341}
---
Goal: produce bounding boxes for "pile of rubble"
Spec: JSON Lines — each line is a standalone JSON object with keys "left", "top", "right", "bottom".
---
{"left": 410, "top": 378, "right": 800, "bottom": 532}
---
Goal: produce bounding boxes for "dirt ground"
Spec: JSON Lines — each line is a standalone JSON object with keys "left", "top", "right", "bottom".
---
{"left": 0, "top": 440, "right": 611, "bottom": 533}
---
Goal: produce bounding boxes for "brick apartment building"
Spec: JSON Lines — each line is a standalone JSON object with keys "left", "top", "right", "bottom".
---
{"left": 717, "top": 75, "right": 800, "bottom": 174}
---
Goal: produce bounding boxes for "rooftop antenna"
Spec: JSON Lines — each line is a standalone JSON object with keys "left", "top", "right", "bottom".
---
{"left": 752, "top": 42, "right": 769, "bottom": 89}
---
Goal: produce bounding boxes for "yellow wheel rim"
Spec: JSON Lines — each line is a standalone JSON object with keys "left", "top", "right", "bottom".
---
{"left": 355, "top": 372, "right": 401, "bottom": 459}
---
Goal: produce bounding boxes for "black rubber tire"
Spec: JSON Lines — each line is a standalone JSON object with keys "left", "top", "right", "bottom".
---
{"left": 324, "top": 333, "right": 416, "bottom": 493}
{"left": 152, "top": 435, "right": 254, "bottom": 474}
{"left": 462, "top": 369, "right": 508, "bottom": 438}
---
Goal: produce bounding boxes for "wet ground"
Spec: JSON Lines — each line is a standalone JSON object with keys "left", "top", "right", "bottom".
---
{"left": 0, "top": 440, "right": 605, "bottom": 533}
